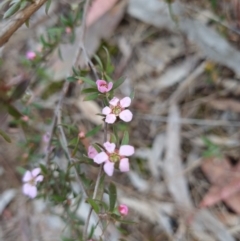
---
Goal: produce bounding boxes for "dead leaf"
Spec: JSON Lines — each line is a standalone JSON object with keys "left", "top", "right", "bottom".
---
{"left": 209, "top": 99, "right": 240, "bottom": 113}
{"left": 76, "top": 96, "right": 103, "bottom": 125}
{"left": 201, "top": 157, "right": 240, "bottom": 214}
{"left": 86, "top": 0, "right": 119, "bottom": 27}
{"left": 164, "top": 104, "right": 193, "bottom": 208}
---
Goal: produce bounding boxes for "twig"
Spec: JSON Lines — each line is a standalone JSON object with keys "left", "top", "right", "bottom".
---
{"left": 83, "top": 122, "right": 107, "bottom": 239}
{"left": 135, "top": 113, "right": 240, "bottom": 127}
{"left": 57, "top": 106, "right": 88, "bottom": 198}
{"left": 0, "top": 0, "right": 49, "bottom": 47}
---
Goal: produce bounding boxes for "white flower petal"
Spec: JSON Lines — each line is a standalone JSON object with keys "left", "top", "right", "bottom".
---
{"left": 104, "top": 161, "right": 114, "bottom": 176}
{"left": 119, "top": 145, "right": 135, "bottom": 156}
{"left": 119, "top": 158, "right": 129, "bottom": 172}
{"left": 102, "top": 106, "right": 111, "bottom": 115}
{"left": 104, "top": 142, "right": 116, "bottom": 153}
{"left": 105, "top": 114, "right": 116, "bottom": 124}
{"left": 94, "top": 152, "right": 108, "bottom": 164}
{"left": 120, "top": 97, "right": 131, "bottom": 108}
{"left": 119, "top": 110, "right": 133, "bottom": 122}
{"left": 109, "top": 97, "right": 119, "bottom": 106}
{"left": 32, "top": 168, "right": 41, "bottom": 177}
{"left": 22, "top": 171, "right": 32, "bottom": 182}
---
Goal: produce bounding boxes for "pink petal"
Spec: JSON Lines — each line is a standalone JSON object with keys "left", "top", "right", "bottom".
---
{"left": 22, "top": 183, "right": 37, "bottom": 199}
{"left": 119, "top": 109, "right": 133, "bottom": 122}
{"left": 105, "top": 114, "right": 116, "bottom": 124}
{"left": 88, "top": 145, "right": 98, "bottom": 159}
{"left": 119, "top": 158, "right": 129, "bottom": 172}
{"left": 22, "top": 171, "right": 32, "bottom": 182}
{"left": 107, "top": 82, "right": 113, "bottom": 91}
{"left": 96, "top": 79, "right": 106, "bottom": 86}
{"left": 109, "top": 97, "right": 119, "bottom": 106}
{"left": 35, "top": 175, "right": 44, "bottom": 183}
{"left": 119, "top": 145, "right": 135, "bottom": 156}
{"left": 120, "top": 97, "right": 131, "bottom": 108}
{"left": 94, "top": 152, "right": 108, "bottom": 164}
{"left": 32, "top": 168, "right": 41, "bottom": 178}
{"left": 104, "top": 161, "right": 114, "bottom": 176}
{"left": 26, "top": 51, "right": 36, "bottom": 60}
{"left": 104, "top": 142, "right": 115, "bottom": 153}
{"left": 96, "top": 79, "right": 108, "bottom": 93}
{"left": 102, "top": 106, "right": 111, "bottom": 115}
{"left": 118, "top": 204, "right": 129, "bottom": 216}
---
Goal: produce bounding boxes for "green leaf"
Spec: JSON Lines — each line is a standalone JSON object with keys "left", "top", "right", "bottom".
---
{"left": 40, "top": 164, "right": 48, "bottom": 175}
{"left": 94, "top": 55, "right": 103, "bottom": 70}
{"left": 110, "top": 133, "right": 117, "bottom": 143}
{"left": 85, "top": 124, "right": 102, "bottom": 138}
{"left": 103, "top": 46, "right": 114, "bottom": 75}
{"left": 87, "top": 198, "right": 100, "bottom": 213}
{"left": 66, "top": 76, "right": 77, "bottom": 82}
{"left": 113, "top": 125, "right": 119, "bottom": 146}
{"left": 71, "top": 137, "right": 80, "bottom": 158}
{"left": 84, "top": 93, "right": 99, "bottom": 101}
{"left": 25, "top": 18, "right": 29, "bottom": 28}
{"left": 115, "top": 218, "right": 137, "bottom": 224}
{"left": 16, "top": 166, "right": 26, "bottom": 175}
{"left": 109, "top": 182, "right": 117, "bottom": 212}
{"left": 79, "top": 77, "right": 96, "bottom": 87}
{"left": 121, "top": 131, "right": 129, "bottom": 145}
{"left": 81, "top": 88, "right": 98, "bottom": 94}
{"left": 130, "top": 89, "right": 135, "bottom": 100}
{"left": 3, "top": 1, "right": 21, "bottom": 19}
{"left": 45, "top": 0, "right": 52, "bottom": 14}
{"left": 8, "top": 105, "right": 22, "bottom": 119}
{"left": 112, "top": 77, "right": 125, "bottom": 90}
{"left": 0, "top": 129, "right": 11, "bottom": 143}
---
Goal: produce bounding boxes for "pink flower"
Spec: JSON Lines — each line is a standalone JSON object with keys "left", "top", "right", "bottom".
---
{"left": 118, "top": 204, "right": 129, "bottom": 216}
{"left": 78, "top": 131, "right": 85, "bottom": 139}
{"left": 102, "top": 97, "right": 133, "bottom": 124}
{"left": 21, "top": 115, "right": 29, "bottom": 122}
{"left": 22, "top": 168, "right": 43, "bottom": 199}
{"left": 26, "top": 51, "right": 36, "bottom": 60}
{"left": 88, "top": 145, "right": 98, "bottom": 159}
{"left": 42, "top": 132, "right": 50, "bottom": 143}
{"left": 96, "top": 80, "right": 113, "bottom": 93}
{"left": 65, "top": 27, "right": 72, "bottom": 34}
{"left": 93, "top": 142, "right": 134, "bottom": 176}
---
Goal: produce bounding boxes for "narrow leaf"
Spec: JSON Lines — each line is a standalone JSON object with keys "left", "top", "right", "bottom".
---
{"left": 121, "top": 131, "right": 129, "bottom": 145}
{"left": 0, "top": 129, "right": 11, "bottom": 143}
{"left": 3, "top": 1, "right": 21, "bottom": 19}
{"left": 87, "top": 198, "right": 100, "bottom": 213}
{"left": 79, "top": 77, "right": 96, "bottom": 87}
{"left": 66, "top": 76, "right": 77, "bottom": 82}
{"left": 83, "top": 93, "right": 99, "bottom": 101}
{"left": 94, "top": 55, "right": 103, "bottom": 70}
{"left": 45, "top": 0, "right": 52, "bottom": 14}
{"left": 85, "top": 124, "right": 102, "bottom": 138}
{"left": 109, "top": 182, "right": 117, "bottom": 212}
{"left": 81, "top": 88, "right": 98, "bottom": 94}
{"left": 8, "top": 105, "right": 22, "bottom": 119}
{"left": 112, "top": 77, "right": 125, "bottom": 90}
{"left": 130, "top": 89, "right": 135, "bottom": 100}
{"left": 110, "top": 133, "right": 117, "bottom": 143}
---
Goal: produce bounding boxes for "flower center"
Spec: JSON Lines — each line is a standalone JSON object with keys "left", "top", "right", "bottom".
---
{"left": 109, "top": 153, "right": 120, "bottom": 163}
{"left": 112, "top": 106, "right": 122, "bottom": 116}
{"left": 29, "top": 178, "right": 35, "bottom": 186}
{"left": 100, "top": 83, "right": 107, "bottom": 88}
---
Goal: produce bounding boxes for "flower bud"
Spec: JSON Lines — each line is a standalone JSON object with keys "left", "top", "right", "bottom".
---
{"left": 118, "top": 204, "right": 128, "bottom": 216}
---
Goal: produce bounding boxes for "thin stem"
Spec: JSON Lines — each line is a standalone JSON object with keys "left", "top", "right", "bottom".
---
{"left": 83, "top": 118, "right": 108, "bottom": 240}
{"left": 0, "top": 0, "right": 49, "bottom": 47}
